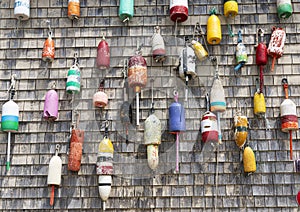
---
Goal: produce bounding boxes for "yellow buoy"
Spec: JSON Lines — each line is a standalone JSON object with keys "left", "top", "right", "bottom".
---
{"left": 224, "top": 0, "right": 238, "bottom": 18}
{"left": 253, "top": 92, "right": 266, "bottom": 116}
{"left": 234, "top": 115, "right": 248, "bottom": 148}
{"left": 243, "top": 146, "right": 256, "bottom": 173}
{"left": 207, "top": 8, "right": 222, "bottom": 45}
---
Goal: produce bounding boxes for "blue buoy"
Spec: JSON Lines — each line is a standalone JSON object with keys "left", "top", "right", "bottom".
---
{"left": 169, "top": 101, "right": 186, "bottom": 133}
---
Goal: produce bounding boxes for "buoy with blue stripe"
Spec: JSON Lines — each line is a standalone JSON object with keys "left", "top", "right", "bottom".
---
{"left": 210, "top": 59, "right": 226, "bottom": 144}
{"left": 43, "top": 82, "right": 59, "bottom": 121}
{"left": 96, "top": 118, "right": 114, "bottom": 211}
{"left": 1, "top": 74, "right": 19, "bottom": 171}
{"left": 281, "top": 78, "right": 298, "bottom": 160}
{"left": 47, "top": 144, "right": 62, "bottom": 206}
{"left": 169, "top": 91, "right": 186, "bottom": 172}
{"left": 66, "top": 53, "right": 81, "bottom": 94}
{"left": 14, "top": 0, "right": 30, "bottom": 20}
{"left": 119, "top": 0, "right": 134, "bottom": 22}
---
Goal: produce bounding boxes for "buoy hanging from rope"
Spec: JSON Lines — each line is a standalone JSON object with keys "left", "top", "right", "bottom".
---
{"left": 151, "top": 26, "right": 166, "bottom": 63}
{"left": 234, "top": 29, "right": 247, "bottom": 71}
{"left": 42, "top": 22, "right": 55, "bottom": 63}
{"left": 120, "top": 60, "right": 131, "bottom": 143}
{"left": 201, "top": 93, "right": 218, "bottom": 143}
{"left": 169, "top": 91, "right": 186, "bottom": 172}
{"left": 47, "top": 144, "right": 62, "bottom": 206}
{"left": 191, "top": 23, "right": 209, "bottom": 62}
{"left": 119, "top": 0, "right": 134, "bottom": 22}
{"left": 68, "top": 0, "right": 80, "bottom": 20}
{"left": 93, "top": 80, "right": 108, "bottom": 108}
{"left": 96, "top": 116, "right": 114, "bottom": 211}
{"left": 255, "top": 28, "right": 267, "bottom": 94}
{"left": 277, "top": 0, "right": 293, "bottom": 19}
{"left": 128, "top": 45, "right": 147, "bottom": 126}
{"left": 267, "top": 27, "right": 286, "bottom": 72}
{"left": 43, "top": 82, "right": 59, "bottom": 121}
{"left": 97, "top": 34, "right": 110, "bottom": 70}
{"left": 66, "top": 53, "right": 81, "bottom": 94}
{"left": 280, "top": 78, "right": 298, "bottom": 160}
{"left": 207, "top": 8, "right": 222, "bottom": 45}
{"left": 14, "top": 0, "right": 30, "bottom": 20}
{"left": 144, "top": 79, "right": 161, "bottom": 170}
{"left": 169, "top": 0, "right": 188, "bottom": 23}
{"left": 234, "top": 110, "right": 248, "bottom": 149}
{"left": 1, "top": 74, "right": 19, "bottom": 171}
{"left": 224, "top": 0, "right": 238, "bottom": 18}
{"left": 68, "top": 111, "right": 84, "bottom": 172}
{"left": 178, "top": 42, "right": 196, "bottom": 101}
{"left": 243, "top": 146, "right": 256, "bottom": 174}
{"left": 210, "top": 59, "right": 226, "bottom": 144}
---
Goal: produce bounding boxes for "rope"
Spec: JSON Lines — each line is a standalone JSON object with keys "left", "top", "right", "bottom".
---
{"left": 215, "top": 143, "right": 219, "bottom": 211}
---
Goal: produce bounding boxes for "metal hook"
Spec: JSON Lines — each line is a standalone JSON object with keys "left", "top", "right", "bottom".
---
{"left": 46, "top": 20, "right": 53, "bottom": 37}
{"left": 55, "top": 144, "right": 60, "bottom": 155}
{"left": 154, "top": 26, "right": 160, "bottom": 34}
{"left": 51, "top": 81, "right": 56, "bottom": 90}
{"left": 122, "top": 59, "right": 128, "bottom": 79}
{"left": 73, "top": 52, "right": 79, "bottom": 66}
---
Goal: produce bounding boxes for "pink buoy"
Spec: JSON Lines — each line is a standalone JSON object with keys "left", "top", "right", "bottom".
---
{"left": 93, "top": 80, "right": 108, "bottom": 108}
{"left": 43, "top": 83, "right": 59, "bottom": 121}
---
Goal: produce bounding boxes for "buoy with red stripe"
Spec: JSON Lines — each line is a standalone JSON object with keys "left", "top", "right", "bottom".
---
{"left": 243, "top": 145, "right": 256, "bottom": 174}
{"left": 169, "top": 91, "right": 186, "bottom": 172}
{"left": 1, "top": 74, "right": 19, "bottom": 171}
{"left": 47, "top": 144, "right": 62, "bottom": 206}
{"left": 68, "top": 0, "right": 80, "bottom": 20}
{"left": 14, "top": 0, "right": 30, "bottom": 20}
{"left": 128, "top": 46, "right": 147, "bottom": 126}
{"left": 224, "top": 0, "right": 238, "bottom": 18}
{"left": 234, "top": 29, "right": 247, "bottom": 71}
{"left": 151, "top": 26, "right": 166, "bottom": 63}
{"left": 267, "top": 27, "right": 286, "bottom": 72}
{"left": 43, "top": 82, "right": 59, "bottom": 121}
{"left": 96, "top": 117, "right": 114, "bottom": 211}
{"left": 207, "top": 8, "right": 222, "bottom": 45}
{"left": 42, "top": 23, "right": 55, "bottom": 63}
{"left": 93, "top": 80, "right": 108, "bottom": 108}
{"left": 97, "top": 35, "right": 110, "bottom": 70}
{"left": 169, "top": 0, "right": 188, "bottom": 23}
{"left": 280, "top": 78, "right": 298, "bottom": 160}
{"left": 201, "top": 93, "right": 218, "bottom": 143}
{"left": 277, "top": 0, "right": 293, "bottom": 19}
{"left": 178, "top": 42, "right": 196, "bottom": 101}
{"left": 144, "top": 79, "right": 161, "bottom": 170}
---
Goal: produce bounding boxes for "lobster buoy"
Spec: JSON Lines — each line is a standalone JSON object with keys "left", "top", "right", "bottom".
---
{"left": 224, "top": 0, "right": 238, "bottom": 18}
{"left": 191, "top": 40, "right": 208, "bottom": 62}
{"left": 234, "top": 115, "right": 248, "bottom": 148}
{"left": 97, "top": 137, "right": 114, "bottom": 211}
{"left": 253, "top": 92, "right": 266, "bottom": 116}
{"left": 297, "top": 191, "right": 300, "bottom": 205}
{"left": 14, "top": 0, "right": 30, "bottom": 20}
{"left": 169, "top": 0, "right": 188, "bottom": 23}
{"left": 256, "top": 41, "right": 267, "bottom": 67}
{"left": 144, "top": 114, "right": 161, "bottom": 170}
{"left": 1, "top": 100, "right": 19, "bottom": 132}
{"left": 201, "top": 111, "right": 218, "bottom": 143}
{"left": 210, "top": 79, "right": 226, "bottom": 113}
{"left": 243, "top": 146, "right": 256, "bottom": 173}
{"left": 66, "top": 64, "right": 81, "bottom": 94}
{"left": 47, "top": 144, "right": 62, "bottom": 206}
{"left": 169, "top": 92, "right": 185, "bottom": 172}
{"left": 277, "top": 0, "right": 293, "bottom": 19}
{"left": 267, "top": 27, "right": 286, "bottom": 72}
{"left": 207, "top": 8, "right": 222, "bottom": 45}
{"left": 128, "top": 50, "right": 147, "bottom": 126}
{"left": 234, "top": 30, "right": 247, "bottom": 71}
{"left": 68, "top": 129, "right": 84, "bottom": 172}
{"left": 119, "top": 0, "right": 134, "bottom": 22}
{"left": 93, "top": 80, "right": 108, "bottom": 108}
{"left": 97, "top": 35, "right": 110, "bottom": 70}
{"left": 151, "top": 26, "right": 166, "bottom": 63}
{"left": 43, "top": 83, "right": 59, "bottom": 121}
{"left": 42, "top": 31, "right": 55, "bottom": 63}
{"left": 68, "top": 0, "right": 80, "bottom": 20}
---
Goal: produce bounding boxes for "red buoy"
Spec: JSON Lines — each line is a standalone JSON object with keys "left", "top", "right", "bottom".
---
{"left": 97, "top": 35, "right": 110, "bottom": 70}
{"left": 169, "top": 0, "right": 188, "bottom": 23}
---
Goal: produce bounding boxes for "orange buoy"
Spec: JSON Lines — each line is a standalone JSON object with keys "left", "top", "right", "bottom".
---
{"left": 42, "top": 31, "right": 55, "bottom": 63}
{"left": 68, "top": 0, "right": 80, "bottom": 20}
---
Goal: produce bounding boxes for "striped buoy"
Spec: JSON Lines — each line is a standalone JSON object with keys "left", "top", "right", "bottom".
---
{"left": 151, "top": 26, "right": 166, "bottom": 63}
{"left": 1, "top": 100, "right": 19, "bottom": 132}
{"left": 14, "top": 0, "right": 30, "bottom": 20}
{"left": 207, "top": 8, "right": 222, "bottom": 45}
{"left": 68, "top": 0, "right": 80, "bottom": 20}
{"left": 169, "top": 0, "right": 188, "bottom": 23}
{"left": 234, "top": 115, "right": 248, "bottom": 148}
{"left": 201, "top": 111, "right": 218, "bottom": 143}
{"left": 224, "top": 0, "right": 238, "bottom": 18}
{"left": 210, "top": 79, "right": 226, "bottom": 113}
{"left": 66, "top": 64, "right": 81, "bottom": 94}
{"left": 267, "top": 27, "right": 286, "bottom": 72}
{"left": 243, "top": 146, "right": 256, "bottom": 173}
{"left": 277, "top": 0, "right": 293, "bottom": 19}
{"left": 97, "top": 137, "right": 114, "bottom": 210}
{"left": 43, "top": 84, "right": 59, "bottom": 121}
